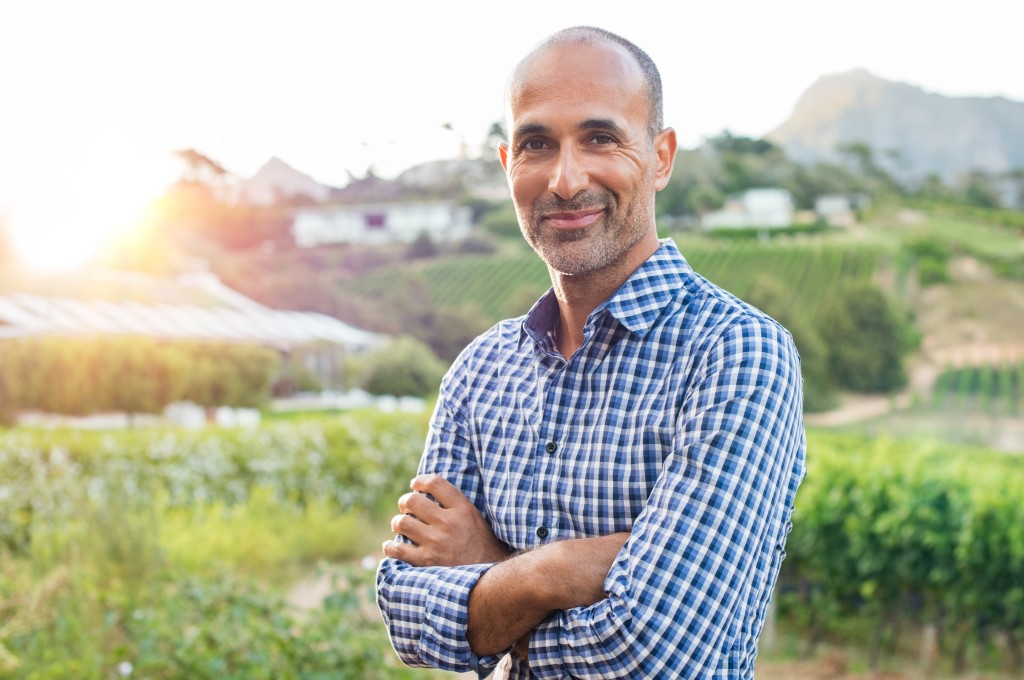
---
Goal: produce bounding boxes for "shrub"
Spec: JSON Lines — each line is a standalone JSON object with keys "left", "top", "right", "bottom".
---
{"left": 0, "top": 337, "right": 280, "bottom": 416}
{"left": 818, "top": 285, "right": 908, "bottom": 392}
{"left": 359, "top": 336, "right": 447, "bottom": 398}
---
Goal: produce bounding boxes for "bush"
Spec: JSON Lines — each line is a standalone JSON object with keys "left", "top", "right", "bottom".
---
{"left": 0, "top": 337, "right": 280, "bottom": 416}
{"left": 479, "top": 203, "right": 522, "bottom": 240}
{"left": 0, "top": 414, "right": 430, "bottom": 676}
{"left": 818, "top": 285, "right": 908, "bottom": 392}
{"left": 783, "top": 432, "right": 1024, "bottom": 669}
{"left": 905, "top": 234, "right": 951, "bottom": 285}
{"left": 359, "top": 336, "right": 447, "bottom": 398}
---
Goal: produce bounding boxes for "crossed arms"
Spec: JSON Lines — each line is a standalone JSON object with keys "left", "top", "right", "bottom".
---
{"left": 383, "top": 473, "right": 628, "bottom": 658}
{"left": 375, "top": 315, "right": 806, "bottom": 678}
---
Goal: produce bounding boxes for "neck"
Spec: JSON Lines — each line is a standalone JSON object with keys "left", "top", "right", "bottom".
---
{"left": 550, "top": 235, "right": 660, "bottom": 358}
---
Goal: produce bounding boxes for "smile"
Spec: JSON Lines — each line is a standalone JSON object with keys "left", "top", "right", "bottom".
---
{"left": 543, "top": 208, "right": 605, "bottom": 230}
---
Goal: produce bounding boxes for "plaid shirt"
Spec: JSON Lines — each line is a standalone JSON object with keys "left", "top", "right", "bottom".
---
{"left": 376, "top": 239, "right": 806, "bottom": 679}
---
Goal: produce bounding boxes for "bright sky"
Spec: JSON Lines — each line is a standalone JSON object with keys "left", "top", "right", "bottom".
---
{"left": 2, "top": 0, "right": 1023, "bottom": 269}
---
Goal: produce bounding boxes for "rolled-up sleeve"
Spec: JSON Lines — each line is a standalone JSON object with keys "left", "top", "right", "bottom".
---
{"left": 376, "top": 558, "right": 495, "bottom": 671}
{"left": 527, "top": 315, "right": 806, "bottom": 678}
{"left": 375, "top": 360, "right": 507, "bottom": 677}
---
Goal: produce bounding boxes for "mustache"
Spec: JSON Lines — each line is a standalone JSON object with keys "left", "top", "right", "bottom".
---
{"left": 533, "top": 190, "right": 612, "bottom": 214}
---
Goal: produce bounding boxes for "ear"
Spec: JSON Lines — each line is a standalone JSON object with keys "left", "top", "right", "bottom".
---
{"left": 498, "top": 141, "right": 510, "bottom": 173}
{"left": 652, "top": 127, "right": 677, "bottom": 191}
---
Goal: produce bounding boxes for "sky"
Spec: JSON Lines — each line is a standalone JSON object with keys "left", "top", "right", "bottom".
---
{"left": 2, "top": 0, "right": 1023, "bottom": 268}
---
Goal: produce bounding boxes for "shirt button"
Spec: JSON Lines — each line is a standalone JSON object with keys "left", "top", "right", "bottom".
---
{"left": 536, "top": 526, "right": 549, "bottom": 539}
{"left": 545, "top": 441, "right": 557, "bottom": 454}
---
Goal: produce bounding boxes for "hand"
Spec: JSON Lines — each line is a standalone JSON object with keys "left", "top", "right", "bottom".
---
{"left": 382, "top": 474, "right": 511, "bottom": 567}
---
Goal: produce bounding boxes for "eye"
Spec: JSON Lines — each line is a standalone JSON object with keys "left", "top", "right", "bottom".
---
{"left": 521, "top": 138, "right": 548, "bottom": 151}
{"left": 589, "top": 133, "right": 616, "bottom": 145}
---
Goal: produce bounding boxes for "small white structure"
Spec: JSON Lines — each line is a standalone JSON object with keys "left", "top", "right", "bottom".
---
{"left": 293, "top": 200, "right": 473, "bottom": 247}
{"left": 814, "top": 194, "right": 855, "bottom": 227}
{"left": 702, "top": 188, "right": 794, "bottom": 229}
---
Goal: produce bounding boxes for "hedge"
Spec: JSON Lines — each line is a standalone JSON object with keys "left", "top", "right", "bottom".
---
{"left": 0, "top": 336, "right": 279, "bottom": 416}
{"left": 785, "top": 431, "right": 1024, "bottom": 667}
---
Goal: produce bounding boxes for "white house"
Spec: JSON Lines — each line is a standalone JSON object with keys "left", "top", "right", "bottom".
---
{"left": 702, "top": 188, "right": 795, "bottom": 229}
{"left": 292, "top": 200, "right": 473, "bottom": 247}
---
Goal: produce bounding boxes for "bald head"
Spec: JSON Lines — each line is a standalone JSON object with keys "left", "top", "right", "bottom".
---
{"left": 507, "top": 26, "right": 664, "bottom": 141}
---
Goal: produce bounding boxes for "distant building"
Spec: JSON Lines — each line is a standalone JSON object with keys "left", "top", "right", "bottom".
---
{"left": 292, "top": 199, "right": 473, "bottom": 247}
{"left": 702, "top": 188, "right": 794, "bottom": 229}
{"left": 0, "top": 271, "right": 382, "bottom": 351}
{"left": 814, "top": 193, "right": 869, "bottom": 227}
{"left": 0, "top": 270, "right": 385, "bottom": 394}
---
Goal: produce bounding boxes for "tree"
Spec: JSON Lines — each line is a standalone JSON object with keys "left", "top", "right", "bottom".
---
{"left": 959, "top": 170, "right": 1002, "bottom": 209}
{"left": 818, "top": 285, "right": 908, "bottom": 393}
{"left": 837, "top": 141, "right": 903, "bottom": 195}
{"left": 406, "top": 232, "right": 439, "bottom": 260}
{"left": 173, "top": 148, "right": 231, "bottom": 187}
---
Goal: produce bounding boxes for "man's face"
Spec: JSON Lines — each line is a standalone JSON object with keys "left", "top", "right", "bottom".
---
{"left": 500, "top": 41, "right": 673, "bottom": 277}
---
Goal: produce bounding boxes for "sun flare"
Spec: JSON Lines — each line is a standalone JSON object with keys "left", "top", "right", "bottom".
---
{"left": 6, "top": 149, "right": 178, "bottom": 273}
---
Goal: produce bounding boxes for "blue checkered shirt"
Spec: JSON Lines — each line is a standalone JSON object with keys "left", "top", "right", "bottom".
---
{"left": 376, "top": 239, "right": 806, "bottom": 678}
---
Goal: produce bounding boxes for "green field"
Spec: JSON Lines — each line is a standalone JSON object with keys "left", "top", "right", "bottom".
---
{"left": 345, "top": 235, "right": 887, "bottom": 325}
{"left": 2, "top": 417, "right": 1022, "bottom": 677}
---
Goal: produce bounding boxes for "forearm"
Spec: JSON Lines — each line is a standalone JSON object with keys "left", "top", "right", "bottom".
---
{"left": 467, "top": 532, "right": 628, "bottom": 656}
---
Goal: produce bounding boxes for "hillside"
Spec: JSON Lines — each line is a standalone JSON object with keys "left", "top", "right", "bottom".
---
{"left": 767, "top": 69, "right": 1024, "bottom": 181}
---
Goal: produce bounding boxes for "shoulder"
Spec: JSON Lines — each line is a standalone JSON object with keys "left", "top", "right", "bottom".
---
{"left": 438, "top": 316, "right": 527, "bottom": 400}
{"left": 672, "top": 271, "right": 798, "bottom": 370}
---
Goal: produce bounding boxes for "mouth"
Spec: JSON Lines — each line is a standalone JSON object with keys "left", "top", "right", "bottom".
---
{"left": 543, "top": 207, "right": 605, "bottom": 230}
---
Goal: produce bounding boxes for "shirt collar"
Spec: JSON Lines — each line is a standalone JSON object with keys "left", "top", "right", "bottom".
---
{"left": 518, "top": 238, "right": 693, "bottom": 349}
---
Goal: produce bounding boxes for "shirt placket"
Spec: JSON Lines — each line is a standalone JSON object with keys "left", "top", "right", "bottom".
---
{"left": 529, "top": 318, "right": 604, "bottom": 547}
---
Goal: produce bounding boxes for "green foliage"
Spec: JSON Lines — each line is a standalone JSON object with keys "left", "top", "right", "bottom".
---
{"left": 904, "top": 234, "right": 951, "bottom": 286}
{"left": 818, "top": 285, "right": 908, "bottom": 392}
{"left": 180, "top": 342, "right": 279, "bottom": 409}
{"left": 0, "top": 337, "right": 279, "bottom": 416}
{"left": 704, "top": 223, "right": 830, "bottom": 240}
{"left": 478, "top": 203, "right": 522, "bottom": 240}
{"left": 784, "top": 431, "right": 1024, "bottom": 669}
{"left": 929, "top": 362, "right": 1024, "bottom": 417}
{"left": 0, "top": 413, "right": 430, "bottom": 676}
{"left": 359, "top": 336, "right": 447, "bottom": 398}
{"left": 118, "top": 567, "right": 418, "bottom": 679}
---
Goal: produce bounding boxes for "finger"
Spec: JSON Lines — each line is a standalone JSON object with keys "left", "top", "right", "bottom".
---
{"left": 382, "top": 539, "right": 419, "bottom": 564}
{"left": 411, "top": 474, "right": 472, "bottom": 509}
{"left": 399, "top": 491, "right": 444, "bottom": 522}
{"left": 390, "top": 513, "right": 429, "bottom": 545}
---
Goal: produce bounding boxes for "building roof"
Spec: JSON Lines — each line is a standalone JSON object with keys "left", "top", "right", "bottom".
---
{"left": 0, "top": 270, "right": 384, "bottom": 351}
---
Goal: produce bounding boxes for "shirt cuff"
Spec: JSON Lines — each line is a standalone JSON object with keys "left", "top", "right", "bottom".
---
{"left": 417, "top": 562, "right": 505, "bottom": 675}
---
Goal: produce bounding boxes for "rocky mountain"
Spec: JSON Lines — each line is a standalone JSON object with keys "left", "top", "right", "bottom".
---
{"left": 767, "top": 69, "right": 1024, "bottom": 181}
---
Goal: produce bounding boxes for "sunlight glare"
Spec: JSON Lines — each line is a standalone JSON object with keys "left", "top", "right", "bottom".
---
{"left": 8, "top": 149, "right": 177, "bottom": 274}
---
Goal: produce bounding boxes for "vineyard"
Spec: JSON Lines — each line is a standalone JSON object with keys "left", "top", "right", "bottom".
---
{"left": 345, "top": 236, "right": 887, "bottom": 326}
{"left": 2, "top": 416, "right": 1022, "bottom": 676}
{"left": 927, "top": 362, "right": 1024, "bottom": 416}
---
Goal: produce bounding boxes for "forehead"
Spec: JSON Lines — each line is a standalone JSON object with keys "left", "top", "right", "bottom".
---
{"left": 507, "top": 41, "right": 648, "bottom": 132}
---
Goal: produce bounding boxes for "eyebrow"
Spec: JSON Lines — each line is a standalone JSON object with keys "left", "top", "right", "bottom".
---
{"left": 577, "top": 118, "right": 625, "bottom": 136}
{"left": 512, "top": 118, "right": 626, "bottom": 141}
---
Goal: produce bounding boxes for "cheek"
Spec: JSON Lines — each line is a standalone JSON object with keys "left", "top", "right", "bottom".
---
{"left": 508, "top": 167, "right": 545, "bottom": 206}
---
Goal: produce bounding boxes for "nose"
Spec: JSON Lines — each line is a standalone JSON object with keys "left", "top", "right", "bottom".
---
{"left": 548, "top": 146, "right": 589, "bottom": 199}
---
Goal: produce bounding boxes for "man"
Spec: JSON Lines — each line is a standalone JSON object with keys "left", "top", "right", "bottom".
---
{"left": 376, "top": 25, "right": 806, "bottom": 679}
